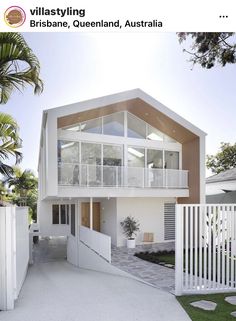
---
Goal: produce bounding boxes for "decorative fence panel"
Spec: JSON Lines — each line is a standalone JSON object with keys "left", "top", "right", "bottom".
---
{"left": 175, "top": 204, "right": 236, "bottom": 295}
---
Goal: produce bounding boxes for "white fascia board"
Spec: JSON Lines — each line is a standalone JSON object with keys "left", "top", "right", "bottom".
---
{"left": 44, "top": 89, "right": 140, "bottom": 117}
{"left": 44, "top": 88, "right": 206, "bottom": 138}
{"left": 57, "top": 187, "right": 189, "bottom": 198}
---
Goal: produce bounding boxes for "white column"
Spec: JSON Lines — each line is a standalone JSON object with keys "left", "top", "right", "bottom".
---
{"left": 90, "top": 197, "right": 93, "bottom": 230}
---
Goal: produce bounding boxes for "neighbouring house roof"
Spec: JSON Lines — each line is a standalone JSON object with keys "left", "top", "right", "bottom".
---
{"left": 206, "top": 190, "right": 236, "bottom": 204}
{"left": 206, "top": 168, "right": 236, "bottom": 184}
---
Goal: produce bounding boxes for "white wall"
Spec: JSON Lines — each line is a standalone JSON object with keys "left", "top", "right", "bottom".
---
{"left": 116, "top": 197, "right": 175, "bottom": 246}
{"left": 0, "top": 207, "right": 29, "bottom": 311}
{"left": 206, "top": 180, "right": 236, "bottom": 196}
{"left": 15, "top": 208, "right": 29, "bottom": 298}
{"left": 39, "top": 200, "right": 70, "bottom": 237}
{"left": 100, "top": 198, "right": 117, "bottom": 246}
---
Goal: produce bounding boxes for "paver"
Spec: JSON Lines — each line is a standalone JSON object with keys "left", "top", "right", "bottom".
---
{"left": 111, "top": 242, "right": 175, "bottom": 292}
{"left": 231, "top": 311, "right": 236, "bottom": 317}
{"left": 190, "top": 300, "right": 217, "bottom": 311}
{"left": 225, "top": 296, "right": 236, "bottom": 305}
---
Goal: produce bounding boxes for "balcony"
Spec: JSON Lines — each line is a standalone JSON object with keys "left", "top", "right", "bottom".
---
{"left": 58, "top": 163, "right": 188, "bottom": 189}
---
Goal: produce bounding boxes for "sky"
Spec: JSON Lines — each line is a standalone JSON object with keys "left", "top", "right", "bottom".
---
{"left": 1, "top": 32, "right": 236, "bottom": 177}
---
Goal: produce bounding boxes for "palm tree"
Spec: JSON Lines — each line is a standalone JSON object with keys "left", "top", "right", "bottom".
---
{"left": 0, "top": 32, "right": 43, "bottom": 104}
{"left": 0, "top": 113, "right": 22, "bottom": 176}
{"left": 5, "top": 167, "right": 37, "bottom": 197}
{"left": 0, "top": 32, "right": 43, "bottom": 176}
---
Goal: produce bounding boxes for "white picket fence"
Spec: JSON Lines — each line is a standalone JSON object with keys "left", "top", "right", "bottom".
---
{"left": 0, "top": 207, "right": 29, "bottom": 310}
{"left": 79, "top": 226, "right": 111, "bottom": 263}
{"left": 176, "top": 204, "right": 236, "bottom": 295}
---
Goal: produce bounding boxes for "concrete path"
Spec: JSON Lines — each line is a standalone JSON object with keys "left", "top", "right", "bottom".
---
{"left": 111, "top": 242, "right": 175, "bottom": 292}
{"left": 0, "top": 261, "right": 190, "bottom": 321}
{"left": 33, "top": 236, "right": 67, "bottom": 263}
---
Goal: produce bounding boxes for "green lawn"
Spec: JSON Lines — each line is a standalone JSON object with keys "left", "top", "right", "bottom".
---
{"left": 177, "top": 293, "right": 236, "bottom": 321}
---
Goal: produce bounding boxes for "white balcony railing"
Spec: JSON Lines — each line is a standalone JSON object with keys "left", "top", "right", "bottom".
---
{"left": 58, "top": 163, "right": 188, "bottom": 189}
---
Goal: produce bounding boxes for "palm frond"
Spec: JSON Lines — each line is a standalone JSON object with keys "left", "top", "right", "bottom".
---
{"left": 0, "top": 32, "right": 43, "bottom": 104}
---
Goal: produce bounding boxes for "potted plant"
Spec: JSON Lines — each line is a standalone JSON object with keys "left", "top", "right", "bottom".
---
{"left": 120, "top": 216, "right": 140, "bottom": 248}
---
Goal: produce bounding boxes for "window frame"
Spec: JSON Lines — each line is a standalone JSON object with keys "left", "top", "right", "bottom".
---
{"left": 52, "top": 204, "right": 72, "bottom": 225}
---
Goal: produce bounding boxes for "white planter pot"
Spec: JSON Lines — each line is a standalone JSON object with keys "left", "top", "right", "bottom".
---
{"left": 127, "top": 239, "right": 136, "bottom": 248}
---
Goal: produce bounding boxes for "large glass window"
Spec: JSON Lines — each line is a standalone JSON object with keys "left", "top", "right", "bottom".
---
{"left": 103, "top": 112, "right": 124, "bottom": 136}
{"left": 103, "top": 144, "right": 123, "bottom": 166}
{"left": 80, "top": 118, "right": 102, "bottom": 134}
{"left": 164, "top": 151, "right": 179, "bottom": 169}
{"left": 128, "top": 146, "right": 145, "bottom": 167}
{"left": 81, "top": 143, "right": 101, "bottom": 186}
{"left": 127, "top": 113, "right": 146, "bottom": 139}
{"left": 58, "top": 140, "right": 79, "bottom": 163}
{"left": 147, "top": 125, "right": 164, "bottom": 141}
{"left": 81, "top": 142, "right": 101, "bottom": 165}
{"left": 61, "top": 111, "right": 179, "bottom": 144}
{"left": 58, "top": 141, "right": 79, "bottom": 185}
{"left": 103, "top": 144, "right": 123, "bottom": 187}
{"left": 147, "top": 149, "right": 163, "bottom": 169}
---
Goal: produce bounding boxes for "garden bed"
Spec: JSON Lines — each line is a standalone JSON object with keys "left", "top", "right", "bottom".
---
{"left": 134, "top": 250, "right": 175, "bottom": 268}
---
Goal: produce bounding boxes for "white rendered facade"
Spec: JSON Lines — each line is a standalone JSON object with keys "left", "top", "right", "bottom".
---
{"left": 38, "top": 89, "right": 206, "bottom": 245}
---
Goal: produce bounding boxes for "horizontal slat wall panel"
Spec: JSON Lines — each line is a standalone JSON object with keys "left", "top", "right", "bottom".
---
{"left": 164, "top": 203, "right": 175, "bottom": 241}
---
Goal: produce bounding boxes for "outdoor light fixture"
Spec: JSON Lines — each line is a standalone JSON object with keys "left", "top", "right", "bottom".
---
{"left": 147, "top": 132, "right": 163, "bottom": 141}
{"left": 80, "top": 123, "right": 86, "bottom": 130}
{"left": 66, "top": 125, "right": 80, "bottom": 131}
{"left": 128, "top": 147, "right": 144, "bottom": 158}
{"left": 61, "top": 142, "right": 75, "bottom": 149}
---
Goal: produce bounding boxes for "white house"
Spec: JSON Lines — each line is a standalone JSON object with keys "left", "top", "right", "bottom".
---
{"left": 206, "top": 168, "right": 236, "bottom": 196}
{"left": 206, "top": 168, "right": 236, "bottom": 203}
{"left": 37, "top": 89, "right": 206, "bottom": 251}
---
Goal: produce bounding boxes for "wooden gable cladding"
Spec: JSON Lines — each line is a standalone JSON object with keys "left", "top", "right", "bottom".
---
{"left": 57, "top": 97, "right": 198, "bottom": 144}
{"left": 128, "top": 99, "right": 197, "bottom": 144}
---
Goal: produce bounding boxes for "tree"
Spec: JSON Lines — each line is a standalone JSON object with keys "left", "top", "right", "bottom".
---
{"left": 0, "top": 32, "right": 43, "bottom": 176}
{"left": 0, "top": 32, "right": 43, "bottom": 104}
{"left": 0, "top": 113, "right": 22, "bottom": 176}
{"left": 4, "top": 167, "right": 38, "bottom": 221}
{"left": 5, "top": 167, "right": 37, "bottom": 197}
{"left": 177, "top": 32, "right": 236, "bottom": 69}
{"left": 206, "top": 142, "right": 236, "bottom": 174}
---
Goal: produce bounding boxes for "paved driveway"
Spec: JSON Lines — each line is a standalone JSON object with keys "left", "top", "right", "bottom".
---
{"left": 0, "top": 261, "right": 190, "bottom": 321}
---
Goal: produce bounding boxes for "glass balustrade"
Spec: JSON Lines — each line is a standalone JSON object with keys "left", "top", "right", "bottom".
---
{"left": 58, "top": 163, "right": 188, "bottom": 188}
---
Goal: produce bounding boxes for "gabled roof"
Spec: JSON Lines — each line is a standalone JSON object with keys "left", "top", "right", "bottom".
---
{"left": 39, "top": 89, "right": 206, "bottom": 169}
{"left": 44, "top": 89, "right": 207, "bottom": 139}
{"left": 206, "top": 168, "right": 236, "bottom": 184}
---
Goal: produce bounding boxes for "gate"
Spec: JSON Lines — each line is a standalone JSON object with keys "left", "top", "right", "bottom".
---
{"left": 175, "top": 204, "right": 236, "bottom": 295}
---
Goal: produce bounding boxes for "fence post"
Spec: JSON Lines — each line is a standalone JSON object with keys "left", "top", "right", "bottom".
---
{"left": 175, "top": 204, "right": 183, "bottom": 296}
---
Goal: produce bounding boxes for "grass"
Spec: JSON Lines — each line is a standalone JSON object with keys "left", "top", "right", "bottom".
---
{"left": 134, "top": 250, "right": 175, "bottom": 266}
{"left": 177, "top": 293, "right": 236, "bottom": 321}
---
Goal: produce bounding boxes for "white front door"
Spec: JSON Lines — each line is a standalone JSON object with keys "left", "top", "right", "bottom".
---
{"left": 67, "top": 204, "right": 78, "bottom": 266}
